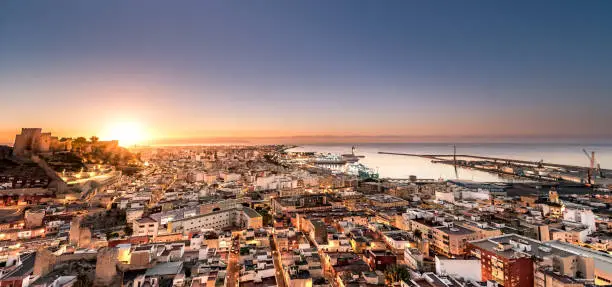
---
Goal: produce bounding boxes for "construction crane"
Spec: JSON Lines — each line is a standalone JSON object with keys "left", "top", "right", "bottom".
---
{"left": 453, "top": 145, "right": 458, "bottom": 179}
{"left": 583, "top": 149, "right": 604, "bottom": 184}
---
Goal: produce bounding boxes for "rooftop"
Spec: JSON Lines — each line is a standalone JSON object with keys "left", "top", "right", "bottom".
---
{"left": 144, "top": 261, "right": 183, "bottom": 276}
{"left": 366, "top": 194, "right": 407, "bottom": 203}
{"left": 469, "top": 234, "right": 576, "bottom": 259}
{"left": 242, "top": 207, "right": 262, "bottom": 218}
{"left": 0, "top": 252, "right": 36, "bottom": 279}
{"left": 436, "top": 225, "right": 475, "bottom": 236}
{"left": 545, "top": 240, "right": 612, "bottom": 276}
{"left": 136, "top": 217, "right": 157, "bottom": 224}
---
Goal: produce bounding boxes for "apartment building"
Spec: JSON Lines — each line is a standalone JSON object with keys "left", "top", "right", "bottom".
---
{"left": 168, "top": 207, "right": 262, "bottom": 233}
{"left": 431, "top": 225, "right": 480, "bottom": 257}
{"left": 133, "top": 217, "right": 159, "bottom": 239}
{"left": 468, "top": 234, "right": 594, "bottom": 287}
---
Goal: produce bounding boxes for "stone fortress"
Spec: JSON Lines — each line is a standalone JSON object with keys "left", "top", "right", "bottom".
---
{"left": 12, "top": 128, "right": 72, "bottom": 156}
{"left": 2, "top": 128, "right": 123, "bottom": 204}
{"left": 12, "top": 128, "right": 121, "bottom": 157}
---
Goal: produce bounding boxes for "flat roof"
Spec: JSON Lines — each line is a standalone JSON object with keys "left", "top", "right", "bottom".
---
{"left": 470, "top": 234, "right": 576, "bottom": 259}
{"left": 136, "top": 217, "right": 156, "bottom": 224}
{"left": 545, "top": 240, "right": 612, "bottom": 276}
{"left": 436, "top": 225, "right": 475, "bottom": 235}
{"left": 172, "top": 208, "right": 236, "bottom": 223}
{"left": 241, "top": 207, "right": 261, "bottom": 218}
{"left": 144, "top": 261, "right": 183, "bottom": 276}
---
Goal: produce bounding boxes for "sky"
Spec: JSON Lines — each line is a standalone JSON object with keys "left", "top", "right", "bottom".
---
{"left": 1, "top": 1, "right": 611, "bottom": 145}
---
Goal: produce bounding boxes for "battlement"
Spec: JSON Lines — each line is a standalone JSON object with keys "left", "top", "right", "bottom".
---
{"left": 21, "top": 128, "right": 42, "bottom": 134}
{"left": 13, "top": 128, "right": 69, "bottom": 157}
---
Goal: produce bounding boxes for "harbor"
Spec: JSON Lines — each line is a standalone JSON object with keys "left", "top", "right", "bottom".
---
{"left": 379, "top": 149, "right": 612, "bottom": 187}
{"left": 298, "top": 146, "right": 379, "bottom": 180}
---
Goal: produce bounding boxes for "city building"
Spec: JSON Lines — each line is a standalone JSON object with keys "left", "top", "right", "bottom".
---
{"left": 133, "top": 217, "right": 159, "bottom": 239}
{"left": 168, "top": 207, "right": 262, "bottom": 233}
{"left": 468, "top": 234, "right": 594, "bottom": 287}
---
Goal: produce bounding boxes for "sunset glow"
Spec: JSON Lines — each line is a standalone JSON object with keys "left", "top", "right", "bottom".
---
{"left": 1, "top": 2, "right": 611, "bottom": 285}
{"left": 99, "top": 122, "right": 148, "bottom": 147}
{"left": 0, "top": 1, "right": 611, "bottom": 145}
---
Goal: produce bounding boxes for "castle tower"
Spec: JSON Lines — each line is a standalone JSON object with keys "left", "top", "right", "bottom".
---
{"left": 94, "top": 248, "right": 119, "bottom": 286}
{"left": 33, "top": 248, "right": 57, "bottom": 277}
{"left": 37, "top": 133, "right": 52, "bottom": 153}
{"left": 12, "top": 128, "right": 57, "bottom": 156}
{"left": 13, "top": 128, "right": 43, "bottom": 156}
{"left": 78, "top": 227, "right": 92, "bottom": 248}
{"left": 69, "top": 217, "right": 81, "bottom": 245}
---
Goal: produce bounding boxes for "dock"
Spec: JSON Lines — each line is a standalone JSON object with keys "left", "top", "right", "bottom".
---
{"left": 378, "top": 152, "right": 591, "bottom": 170}
{"left": 378, "top": 151, "right": 611, "bottom": 185}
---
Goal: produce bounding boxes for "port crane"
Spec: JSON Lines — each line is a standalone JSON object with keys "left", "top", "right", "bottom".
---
{"left": 453, "top": 145, "right": 458, "bottom": 179}
{"left": 582, "top": 149, "right": 604, "bottom": 184}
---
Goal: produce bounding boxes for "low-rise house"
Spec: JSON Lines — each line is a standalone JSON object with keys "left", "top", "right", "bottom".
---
{"left": 363, "top": 250, "right": 397, "bottom": 271}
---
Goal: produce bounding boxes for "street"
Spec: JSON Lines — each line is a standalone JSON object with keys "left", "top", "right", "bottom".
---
{"left": 270, "top": 237, "right": 287, "bottom": 287}
{"left": 226, "top": 237, "right": 240, "bottom": 287}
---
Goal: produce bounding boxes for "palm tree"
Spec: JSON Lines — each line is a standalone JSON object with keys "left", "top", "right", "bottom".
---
{"left": 384, "top": 264, "right": 411, "bottom": 284}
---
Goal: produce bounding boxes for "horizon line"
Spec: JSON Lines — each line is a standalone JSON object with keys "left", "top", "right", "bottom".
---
{"left": 2, "top": 133, "right": 612, "bottom": 147}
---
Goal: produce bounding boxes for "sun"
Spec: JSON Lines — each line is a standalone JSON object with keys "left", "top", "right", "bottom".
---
{"left": 100, "top": 122, "right": 148, "bottom": 147}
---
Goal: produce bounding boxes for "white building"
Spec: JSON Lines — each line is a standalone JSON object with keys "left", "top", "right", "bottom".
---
{"left": 461, "top": 189, "right": 490, "bottom": 201}
{"left": 133, "top": 217, "right": 159, "bottom": 239}
{"left": 563, "top": 206, "right": 596, "bottom": 234}
{"left": 435, "top": 191, "right": 455, "bottom": 203}
{"left": 126, "top": 207, "right": 145, "bottom": 223}
{"left": 221, "top": 172, "right": 241, "bottom": 182}
{"left": 434, "top": 256, "right": 481, "bottom": 281}
{"left": 255, "top": 175, "right": 297, "bottom": 190}
{"left": 168, "top": 207, "right": 262, "bottom": 233}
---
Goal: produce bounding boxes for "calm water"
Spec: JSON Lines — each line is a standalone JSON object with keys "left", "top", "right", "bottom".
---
{"left": 288, "top": 143, "right": 612, "bottom": 182}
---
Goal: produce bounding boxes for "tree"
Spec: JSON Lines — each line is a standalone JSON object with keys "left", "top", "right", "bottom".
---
{"left": 106, "top": 230, "right": 119, "bottom": 239}
{"left": 73, "top": 137, "right": 87, "bottom": 144}
{"left": 413, "top": 229, "right": 422, "bottom": 240}
{"left": 90, "top": 136, "right": 99, "bottom": 143}
{"left": 73, "top": 273, "right": 92, "bottom": 287}
{"left": 384, "top": 264, "right": 411, "bottom": 284}
{"left": 124, "top": 225, "right": 133, "bottom": 236}
{"left": 111, "top": 154, "right": 121, "bottom": 165}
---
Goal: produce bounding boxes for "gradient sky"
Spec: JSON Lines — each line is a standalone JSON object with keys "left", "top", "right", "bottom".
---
{"left": 1, "top": 1, "right": 611, "bottom": 144}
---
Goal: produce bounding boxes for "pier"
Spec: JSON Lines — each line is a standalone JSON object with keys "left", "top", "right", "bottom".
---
{"left": 378, "top": 151, "right": 591, "bottom": 169}
{"left": 378, "top": 151, "right": 611, "bottom": 185}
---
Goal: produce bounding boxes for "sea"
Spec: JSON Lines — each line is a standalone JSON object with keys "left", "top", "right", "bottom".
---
{"left": 287, "top": 143, "right": 612, "bottom": 182}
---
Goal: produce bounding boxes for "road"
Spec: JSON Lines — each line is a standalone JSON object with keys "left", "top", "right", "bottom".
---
{"left": 226, "top": 237, "right": 240, "bottom": 287}
{"left": 226, "top": 235, "right": 288, "bottom": 287}
{"left": 270, "top": 237, "right": 287, "bottom": 287}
